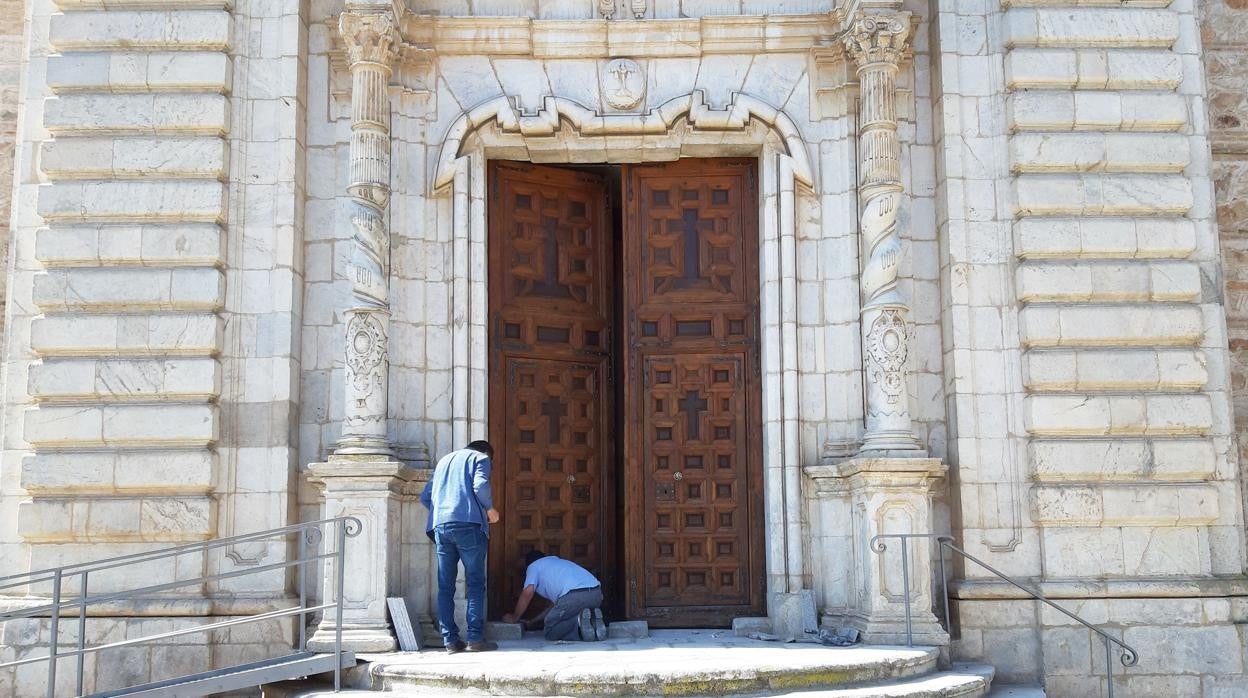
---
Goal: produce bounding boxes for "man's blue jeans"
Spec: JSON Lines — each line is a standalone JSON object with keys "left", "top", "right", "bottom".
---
{"left": 433, "top": 522, "right": 487, "bottom": 644}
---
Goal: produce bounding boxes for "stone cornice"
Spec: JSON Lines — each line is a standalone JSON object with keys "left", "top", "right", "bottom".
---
{"left": 397, "top": 13, "right": 838, "bottom": 58}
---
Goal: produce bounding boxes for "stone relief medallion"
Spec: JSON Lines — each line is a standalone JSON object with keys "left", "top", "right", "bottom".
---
{"left": 346, "top": 313, "right": 387, "bottom": 397}
{"left": 602, "top": 58, "right": 645, "bottom": 110}
{"left": 866, "top": 309, "right": 908, "bottom": 405}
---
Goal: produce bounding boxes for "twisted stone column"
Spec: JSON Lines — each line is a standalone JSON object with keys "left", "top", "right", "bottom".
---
{"left": 337, "top": 6, "right": 398, "bottom": 456}
{"left": 844, "top": 13, "right": 922, "bottom": 453}
{"left": 308, "top": 3, "right": 414, "bottom": 654}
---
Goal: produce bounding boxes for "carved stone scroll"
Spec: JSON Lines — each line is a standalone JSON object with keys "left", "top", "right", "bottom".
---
{"left": 843, "top": 12, "right": 922, "bottom": 453}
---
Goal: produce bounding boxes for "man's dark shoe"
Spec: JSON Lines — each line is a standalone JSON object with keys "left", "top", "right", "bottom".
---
{"left": 592, "top": 608, "right": 607, "bottom": 641}
{"left": 445, "top": 639, "right": 466, "bottom": 654}
{"left": 578, "top": 607, "right": 595, "bottom": 641}
{"left": 465, "top": 640, "right": 498, "bottom": 652}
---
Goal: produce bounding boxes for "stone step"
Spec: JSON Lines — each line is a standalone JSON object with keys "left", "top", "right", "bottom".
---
{"left": 266, "top": 665, "right": 993, "bottom": 698}
{"left": 351, "top": 631, "right": 955, "bottom": 696}
{"left": 984, "top": 684, "right": 1046, "bottom": 698}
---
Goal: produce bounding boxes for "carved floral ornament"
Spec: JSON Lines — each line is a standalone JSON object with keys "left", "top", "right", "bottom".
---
{"left": 339, "top": 9, "right": 400, "bottom": 67}
{"left": 865, "top": 309, "right": 908, "bottom": 406}
{"left": 600, "top": 0, "right": 647, "bottom": 19}
{"left": 346, "top": 313, "right": 388, "bottom": 397}
{"left": 841, "top": 12, "right": 913, "bottom": 68}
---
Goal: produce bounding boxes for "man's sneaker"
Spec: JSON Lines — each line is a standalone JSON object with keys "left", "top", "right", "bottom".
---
{"left": 578, "top": 607, "right": 595, "bottom": 641}
{"left": 465, "top": 640, "right": 498, "bottom": 652}
{"left": 592, "top": 608, "right": 607, "bottom": 641}
{"left": 445, "top": 639, "right": 466, "bottom": 654}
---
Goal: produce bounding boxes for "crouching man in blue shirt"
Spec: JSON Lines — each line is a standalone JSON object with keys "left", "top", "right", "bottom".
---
{"left": 502, "top": 550, "right": 607, "bottom": 642}
{"left": 421, "top": 440, "right": 500, "bottom": 654}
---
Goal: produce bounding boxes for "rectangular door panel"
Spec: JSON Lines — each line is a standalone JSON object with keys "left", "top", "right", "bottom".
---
{"left": 488, "top": 161, "right": 615, "bottom": 618}
{"left": 623, "top": 159, "right": 764, "bottom": 626}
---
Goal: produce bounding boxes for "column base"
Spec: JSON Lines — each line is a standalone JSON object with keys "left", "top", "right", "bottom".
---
{"left": 333, "top": 436, "right": 395, "bottom": 457}
{"left": 859, "top": 430, "right": 925, "bottom": 455}
{"left": 847, "top": 611, "right": 949, "bottom": 647}
{"left": 308, "top": 621, "right": 398, "bottom": 653}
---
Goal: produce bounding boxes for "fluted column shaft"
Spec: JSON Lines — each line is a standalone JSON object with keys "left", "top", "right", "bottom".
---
{"left": 845, "top": 13, "right": 923, "bottom": 453}
{"left": 337, "top": 7, "right": 398, "bottom": 456}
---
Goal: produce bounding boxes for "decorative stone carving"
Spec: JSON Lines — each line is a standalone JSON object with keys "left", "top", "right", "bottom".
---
{"left": 631, "top": 0, "right": 647, "bottom": 19}
{"left": 346, "top": 312, "right": 386, "bottom": 398}
{"left": 602, "top": 58, "right": 645, "bottom": 110}
{"left": 865, "top": 309, "right": 908, "bottom": 406}
{"left": 339, "top": 10, "right": 399, "bottom": 67}
{"left": 599, "top": 0, "right": 615, "bottom": 20}
{"left": 843, "top": 11, "right": 922, "bottom": 454}
{"left": 434, "top": 91, "right": 814, "bottom": 191}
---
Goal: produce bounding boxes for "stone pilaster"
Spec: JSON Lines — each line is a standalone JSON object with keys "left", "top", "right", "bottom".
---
{"left": 309, "top": 1, "right": 407, "bottom": 653}
{"left": 808, "top": 458, "right": 948, "bottom": 646}
{"left": 844, "top": 13, "right": 923, "bottom": 454}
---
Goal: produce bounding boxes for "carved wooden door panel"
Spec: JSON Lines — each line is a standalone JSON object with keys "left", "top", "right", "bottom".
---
{"left": 488, "top": 162, "right": 615, "bottom": 618}
{"left": 623, "top": 159, "right": 765, "bottom": 626}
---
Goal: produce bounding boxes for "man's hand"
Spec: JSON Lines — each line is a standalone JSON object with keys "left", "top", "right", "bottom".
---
{"left": 487, "top": 508, "right": 500, "bottom": 524}
{"left": 502, "top": 613, "right": 516, "bottom": 624}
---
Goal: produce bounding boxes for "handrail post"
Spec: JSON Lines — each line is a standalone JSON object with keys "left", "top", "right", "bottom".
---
{"left": 298, "top": 530, "right": 308, "bottom": 652}
{"left": 937, "top": 540, "right": 950, "bottom": 635}
{"left": 1105, "top": 637, "right": 1114, "bottom": 698}
{"left": 335, "top": 520, "right": 347, "bottom": 692}
{"left": 899, "top": 536, "right": 912, "bottom": 647}
{"left": 48, "top": 569, "right": 61, "bottom": 698}
{"left": 76, "top": 572, "right": 88, "bottom": 697}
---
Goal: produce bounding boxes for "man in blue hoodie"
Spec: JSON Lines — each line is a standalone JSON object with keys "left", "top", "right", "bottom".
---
{"left": 421, "top": 440, "right": 499, "bottom": 653}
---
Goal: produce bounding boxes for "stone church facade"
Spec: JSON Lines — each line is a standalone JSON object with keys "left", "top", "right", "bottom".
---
{"left": 2, "top": 0, "right": 1248, "bottom": 695}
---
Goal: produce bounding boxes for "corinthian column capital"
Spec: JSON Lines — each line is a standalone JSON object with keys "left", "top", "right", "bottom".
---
{"left": 842, "top": 12, "right": 912, "bottom": 70}
{"left": 340, "top": 8, "right": 400, "bottom": 68}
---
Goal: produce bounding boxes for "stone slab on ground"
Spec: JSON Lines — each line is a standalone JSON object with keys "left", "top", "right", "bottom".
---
{"left": 356, "top": 630, "right": 941, "bottom": 696}
{"left": 605, "top": 620, "right": 648, "bottom": 639}
{"left": 485, "top": 622, "right": 522, "bottom": 641}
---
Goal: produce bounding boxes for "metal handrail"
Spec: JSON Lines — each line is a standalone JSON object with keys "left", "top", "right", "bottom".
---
{"left": 0, "top": 517, "right": 352, "bottom": 589}
{"left": 0, "top": 516, "right": 363, "bottom": 697}
{"left": 871, "top": 533, "right": 1139, "bottom": 698}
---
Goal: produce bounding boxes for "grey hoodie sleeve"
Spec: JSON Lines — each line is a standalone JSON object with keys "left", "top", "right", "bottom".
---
{"left": 473, "top": 455, "right": 493, "bottom": 510}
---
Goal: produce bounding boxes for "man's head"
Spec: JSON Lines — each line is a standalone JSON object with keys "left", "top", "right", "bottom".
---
{"left": 466, "top": 440, "right": 494, "bottom": 457}
{"left": 524, "top": 549, "right": 546, "bottom": 567}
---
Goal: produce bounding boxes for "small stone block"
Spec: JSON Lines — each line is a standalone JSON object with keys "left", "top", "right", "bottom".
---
{"left": 605, "top": 620, "right": 648, "bottom": 639}
{"left": 732, "top": 617, "right": 772, "bottom": 637}
{"left": 485, "top": 622, "right": 523, "bottom": 641}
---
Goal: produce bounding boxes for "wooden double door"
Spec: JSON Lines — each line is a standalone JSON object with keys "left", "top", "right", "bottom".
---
{"left": 487, "top": 159, "right": 764, "bottom": 627}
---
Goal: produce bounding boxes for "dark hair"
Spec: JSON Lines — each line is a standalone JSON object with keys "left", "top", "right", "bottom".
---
{"left": 524, "top": 550, "right": 546, "bottom": 567}
{"left": 466, "top": 440, "right": 494, "bottom": 457}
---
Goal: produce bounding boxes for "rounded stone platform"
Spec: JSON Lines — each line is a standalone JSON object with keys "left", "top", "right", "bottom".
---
{"left": 260, "top": 630, "right": 995, "bottom": 697}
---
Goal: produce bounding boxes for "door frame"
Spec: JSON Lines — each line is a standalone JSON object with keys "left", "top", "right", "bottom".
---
{"left": 436, "top": 101, "right": 814, "bottom": 624}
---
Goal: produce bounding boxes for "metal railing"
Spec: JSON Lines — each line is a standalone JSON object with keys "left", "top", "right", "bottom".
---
{"left": 0, "top": 516, "right": 362, "bottom": 697}
{"left": 871, "top": 533, "right": 1139, "bottom": 698}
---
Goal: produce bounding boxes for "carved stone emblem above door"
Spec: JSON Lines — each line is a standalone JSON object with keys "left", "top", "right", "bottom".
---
{"left": 602, "top": 58, "right": 645, "bottom": 111}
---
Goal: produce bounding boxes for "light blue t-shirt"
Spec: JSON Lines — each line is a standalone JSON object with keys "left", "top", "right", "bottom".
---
{"left": 524, "top": 556, "right": 600, "bottom": 601}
